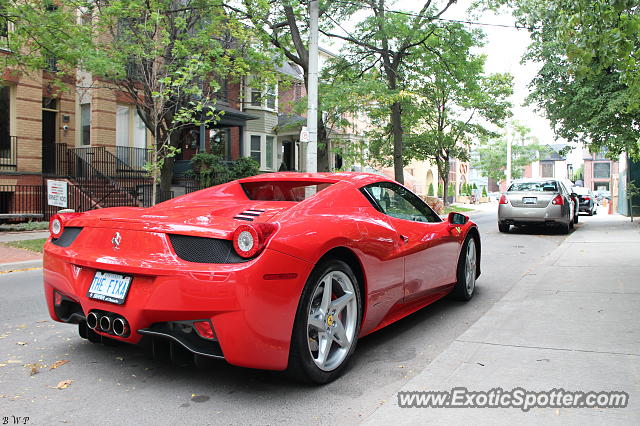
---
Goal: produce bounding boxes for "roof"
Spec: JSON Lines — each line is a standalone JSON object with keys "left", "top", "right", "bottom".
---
{"left": 540, "top": 144, "right": 570, "bottom": 161}
{"left": 275, "top": 62, "right": 304, "bottom": 80}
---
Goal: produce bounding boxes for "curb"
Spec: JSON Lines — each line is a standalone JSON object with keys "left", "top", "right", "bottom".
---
{"left": 0, "top": 259, "right": 43, "bottom": 273}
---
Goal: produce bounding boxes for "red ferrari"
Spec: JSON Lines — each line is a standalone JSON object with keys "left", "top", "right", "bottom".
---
{"left": 43, "top": 172, "right": 480, "bottom": 383}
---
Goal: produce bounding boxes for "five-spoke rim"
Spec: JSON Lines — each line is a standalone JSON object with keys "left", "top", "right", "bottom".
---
{"left": 307, "top": 270, "right": 357, "bottom": 371}
{"left": 465, "top": 240, "right": 476, "bottom": 294}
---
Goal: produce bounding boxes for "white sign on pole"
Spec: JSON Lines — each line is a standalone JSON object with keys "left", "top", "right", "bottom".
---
{"left": 47, "top": 180, "right": 68, "bottom": 208}
{"left": 299, "top": 126, "right": 310, "bottom": 143}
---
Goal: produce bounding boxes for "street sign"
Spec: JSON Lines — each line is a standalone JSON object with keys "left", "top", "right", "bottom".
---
{"left": 47, "top": 180, "right": 68, "bottom": 208}
{"left": 299, "top": 126, "right": 309, "bottom": 143}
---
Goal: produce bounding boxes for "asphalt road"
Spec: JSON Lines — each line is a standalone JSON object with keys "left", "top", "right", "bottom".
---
{"left": 0, "top": 206, "right": 583, "bottom": 425}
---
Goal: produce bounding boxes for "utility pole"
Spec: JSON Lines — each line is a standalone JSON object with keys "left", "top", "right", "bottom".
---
{"left": 505, "top": 129, "right": 512, "bottom": 189}
{"left": 305, "top": 0, "right": 319, "bottom": 173}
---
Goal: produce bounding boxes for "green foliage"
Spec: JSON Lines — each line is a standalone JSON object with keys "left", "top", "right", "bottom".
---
{"left": 2, "top": 0, "right": 274, "bottom": 199}
{"left": 437, "top": 182, "right": 444, "bottom": 197}
{"left": 487, "top": 0, "right": 640, "bottom": 159}
{"left": 448, "top": 182, "right": 456, "bottom": 198}
{"left": 474, "top": 124, "right": 550, "bottom": 183}
{"left": 190, "top": 153, "right": 260, "bottom": 188}
{"left": 0, "top": 221, "right": 49, "bottom": 232}
{"left": 472, "top": 183, "right": 478, "bottom": 190}
{"left": 427, "top": 182, "right": 435, "bottom": 196}
{"left": 482, "top": 186, "right": 488, "bottom": 197}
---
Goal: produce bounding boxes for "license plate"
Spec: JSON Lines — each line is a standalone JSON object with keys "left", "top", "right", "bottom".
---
{"left": 523, "top": 197, "right": 537, "bottom": 204}
{"left": 87, "top": 271, "right": 132, "bottom": 305}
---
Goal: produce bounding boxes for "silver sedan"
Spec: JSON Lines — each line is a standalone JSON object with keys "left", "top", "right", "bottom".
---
{"left": 498, "top": 179, "right": 576, "bottom": 234}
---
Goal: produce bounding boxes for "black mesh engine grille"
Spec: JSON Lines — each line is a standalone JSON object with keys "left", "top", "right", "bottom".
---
{"left": 52, "top": 227, "right": 83, "bottom": 247}
{"left": 168, "top": 234, "right": 249, "bottom": 264}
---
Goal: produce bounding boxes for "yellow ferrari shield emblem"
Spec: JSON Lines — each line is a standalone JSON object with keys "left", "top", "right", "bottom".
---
{"left": 326, "top": 315, "right": 334, "bottom": 326}
{"left": 455, "top": 226, "right": 461, "bottom": 235}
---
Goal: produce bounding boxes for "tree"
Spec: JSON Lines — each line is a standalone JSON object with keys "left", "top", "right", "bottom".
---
{"left": 237, "top": 0, "right": 357, "bottom": 171}
{"left": 322, "top": 0, "right": 457, "bottom": 183}
{"left": 488, "top": 0, "right": 640, "bottom": 159}
{"left": 474, "top": 124, "right": 550, "bottom": 184}
{"left": 437, "top": 182, "right": 444, "bottom": 197}
{"left": 3, "top": 0, "right": 272, "bottom": 202}
{"left": 482, "top": 186, "right": 487, "bottom": 197}
{"left": 427, "top": 182, "right": 434, "bottom": 196}
{"left": 404, "top": 24, "right": 513, "bottom": 205}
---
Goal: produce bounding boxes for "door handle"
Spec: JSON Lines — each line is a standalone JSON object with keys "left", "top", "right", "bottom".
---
{"left": 399, "top": 234, "right": 409, "bottom": 244}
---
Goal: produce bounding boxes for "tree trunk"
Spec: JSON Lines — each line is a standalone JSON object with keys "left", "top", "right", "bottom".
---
{"left": 439, "top": 155, "right": 451, "bottom": 206}
{"left": 390, "top": 101, "right": 404, "bottom": 184}
{"left": 158, "top": 130, "right": 182, "bottom": 202}
{"left": 317, "top": 118, "right": 330, "bottom": 171}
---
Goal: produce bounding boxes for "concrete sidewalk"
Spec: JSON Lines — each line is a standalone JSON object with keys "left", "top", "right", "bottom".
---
{"left": 0, "top": 231, "right": 47, "bottom": 271}
{"left": 365, "top": 214, "right": 640, "bottom": 425}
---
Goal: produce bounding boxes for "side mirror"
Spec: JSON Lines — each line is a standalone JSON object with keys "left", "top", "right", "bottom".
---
{"left": 571, "top": 192, "right": 578, "bottom": 198}
{"left": 448, "top": 212, "right": 469, "bottom": 225}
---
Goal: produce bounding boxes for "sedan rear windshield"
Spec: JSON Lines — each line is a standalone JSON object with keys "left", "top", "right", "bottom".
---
{"left": 508, "top": 181, "right": 558, "bottom": 192}
{"left": 572, "top": 186, "right": 590, "bottom": 195}
{"left": 241, "top": 181, "right": 334, "bottom": 201}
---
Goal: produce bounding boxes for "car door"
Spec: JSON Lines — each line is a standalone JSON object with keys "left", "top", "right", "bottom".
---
{"left": 362, "top": 182, "right": 459, "bottom": 302}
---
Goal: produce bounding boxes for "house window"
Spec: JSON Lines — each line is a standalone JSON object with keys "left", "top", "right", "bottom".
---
{"left": 80, "top": 103, "right": 91, "bottom": 145}
{"left": 248, "top": 82, "right": 278, "bottom": 110}
{"left": 250, "top": 135, "right": 261, "bottom": 164}
{"left": 593, "top": 162, "right": 610, "bottom": 179}
{"left": 540, "top": 162, "right": 554, "bottom": 178}
{"left": 266, "top": 135, "right": 274, "bottom": 170}
{"left": 0, "top": 85, "right": 9, "bottom": 150}
{"left": 294, "top": 83, "right": 302, "bottom": 100}
{"left": 250, "top": 88, "right": 262, "bottom": 107}
{"left": 265, "top": 84, "right": 276, "bottom": 109}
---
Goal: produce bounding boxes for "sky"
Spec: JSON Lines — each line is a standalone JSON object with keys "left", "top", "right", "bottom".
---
{"left": 322, "top": 0, "right": 584, "bottom": 167}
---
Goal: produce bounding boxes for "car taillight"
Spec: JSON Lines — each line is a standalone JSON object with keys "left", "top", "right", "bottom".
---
{"left": 499, "top": 195, "right": 509, "bottom": 204}
{"left": 49, "top": 214, "right": 64, "bottom": 238}
{"left": 584, "top": 197, "right": 590, "bottom": 201}
{"left": 193, "top": 320, "right": 217, "bottom": 340}
{"left": 552, "top": 194, "right": 564, "bottom": 205}
{"left": 232, "top": 223, "right": 278, "bottom": 259}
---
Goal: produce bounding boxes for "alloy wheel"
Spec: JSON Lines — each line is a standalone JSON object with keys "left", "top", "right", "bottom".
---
{"left": 465, "top": 241, "right": 476, "bottom": 294}
{"left": 306, "top": 270, "right": 358, "bottom": 372}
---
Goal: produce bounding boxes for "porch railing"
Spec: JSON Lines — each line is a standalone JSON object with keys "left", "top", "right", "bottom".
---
{"left": 0, "top": 136, "right": 17, "bottom": 168}
{"left": 116, "top": 146, "right": 152, "bottom": 172}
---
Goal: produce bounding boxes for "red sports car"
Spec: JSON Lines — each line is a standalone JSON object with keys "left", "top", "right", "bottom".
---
{"left": 43, "top": 172, "right": 480, "bottom": 383}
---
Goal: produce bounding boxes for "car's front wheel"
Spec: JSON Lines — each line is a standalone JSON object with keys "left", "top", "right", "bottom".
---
{"left": 288, "top": 259, "right": 362, "bottom": 384}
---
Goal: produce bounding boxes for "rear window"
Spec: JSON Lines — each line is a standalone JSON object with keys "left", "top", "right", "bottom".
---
{"left": 572, "top": 186, "right": 589, "bottom": 195}
{"left": 508, "top": 181, "right": 558, "bottom": 192}
{"left": 241, "top": 181, "right": 334, "bottom": 201}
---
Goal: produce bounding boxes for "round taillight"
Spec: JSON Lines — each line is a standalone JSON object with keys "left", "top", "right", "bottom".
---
{"left": 499, "top": 194, "right": 509, "bottom": 204}
{"left": 50, "top": 216, "right": 64, "bottom": 238}
{"left": 233, "top": 225, "right": 260, "bottom": 258}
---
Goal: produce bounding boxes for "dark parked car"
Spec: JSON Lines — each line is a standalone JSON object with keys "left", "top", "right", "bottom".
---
{"left": 573, "top": 186, "right": 597, "bottom": 216}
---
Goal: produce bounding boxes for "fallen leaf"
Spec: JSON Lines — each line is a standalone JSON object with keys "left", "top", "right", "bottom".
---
{"left": 50, "top": 379, "right": 73, "bottom": 390}
{"left": 36, "top": 320, "right": 48, "bottom": 323}
{"left": 50, "top": 360, "right": 70, "bottom": 370}
{"left": 116, "top": 356, "right": 124, "bottom": 361}
{"left": 7, "top": 360, "right": 22, "bottom": 364}
{"left": 25, "top": 363, "right": 42, "bottom": 376}
{"left": 17, "top": 341, "right": 27, "bottom": 346}
{"left": 0, "top": 363, "right": 6, "bottom": 367}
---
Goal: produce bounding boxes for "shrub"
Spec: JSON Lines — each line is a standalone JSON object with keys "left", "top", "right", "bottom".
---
{"left": 437, "top": 183, "right": 444, "bottom": 197}
{"left": 427, "top": 182, "right": 434, "bottom": 196}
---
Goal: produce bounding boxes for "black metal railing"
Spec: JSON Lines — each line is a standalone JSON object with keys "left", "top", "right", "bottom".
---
{"left": 0, "top": 136, "right": 17, "bottom": 168}
{"left": 0, "top": 185, "right": 43, "bottom": 220}
{"left": 116, "top": 146, "right": 152, "bottom": 172}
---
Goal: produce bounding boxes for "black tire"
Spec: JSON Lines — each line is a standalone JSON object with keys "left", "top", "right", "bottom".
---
{"left": 287, "top": 259, "right": 362, "bottom": 384}
{"left": 451, "top": 235, "right": 478, "bottom": 301}
{"left": 498, "top": 222, "right": 510, "bottom": 233}
{"left": 559, "top": 219, "right": 570, "bottom": 234}
{"left": 574, "top": 212, "right": 579, "bottom": 223}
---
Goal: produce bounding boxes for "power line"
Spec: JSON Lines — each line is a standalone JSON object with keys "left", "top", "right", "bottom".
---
{"left": 330, "top": 0, "right": 535, "bottom": 30}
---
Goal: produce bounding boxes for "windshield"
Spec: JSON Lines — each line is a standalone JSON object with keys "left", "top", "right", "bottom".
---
{"left": 508, "top": 181, "right": 558, "bottom": 192}
{"left": 241, "top": 181, "right": 334, "bottom": 201}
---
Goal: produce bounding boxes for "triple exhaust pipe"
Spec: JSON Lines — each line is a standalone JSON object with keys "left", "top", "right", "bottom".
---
{"left": 87, "top": 312, "right": 129, "bottom": 337}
